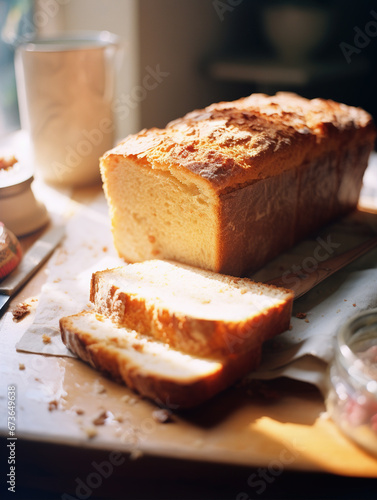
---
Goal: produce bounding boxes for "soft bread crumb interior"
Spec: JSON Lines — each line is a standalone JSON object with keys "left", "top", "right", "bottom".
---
{"left": 98, "top": 260, "right": 289, "bottom": 322}
{"left": 66, "top": 312, "right": 223, "bottom": 382}
{"left": 103, "top": 158, "right": 219, "bottom": 270}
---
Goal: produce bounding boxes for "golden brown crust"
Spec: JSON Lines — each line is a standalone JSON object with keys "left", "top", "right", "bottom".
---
{"left": 102, "top": 92, "right": 376, "bottom": 195}
{"left": 59, "top": 312, "right": 261, "bottom": 408}
{"left": 90, "top": 266, "right": 294, "bottom": 357}
{"left": 100, "top": 92, "right": 376, "bottom": 276}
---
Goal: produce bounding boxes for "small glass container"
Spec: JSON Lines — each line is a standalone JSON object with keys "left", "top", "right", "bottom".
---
{"left": 326, "top": 309, "right": 377, "bottom": 456}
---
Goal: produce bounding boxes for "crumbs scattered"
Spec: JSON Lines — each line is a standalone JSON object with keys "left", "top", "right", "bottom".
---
{"left": 296, "top": 312, "right": 307, "bottom": 319}
{"left": 152, "top": 409, "right": 173, "bottom": 424}
{"left": 18, "top": 363, "right": 25, "bottom": 370}
{"left": 12, "top": 303, "right": 30, "bottom": 321}
{"left": 42, "top": 334, "right": 51, "bottom": 344}
{"left": 288, "top": 324, "right": 293, "bottom": 330}
{"left": 304, "top": 318, "right": 309, "bottom": 323}
{"left": 48, "top": 400, "right": 59, "bottom": 412}
{"left": 75, "top": 408, "right": 85, "bottom": 416}
{"left": 353, "top": 303, "right": 357, "bottom": 307}
{"left": 12, "top": 298, "right": 37, "bottom": 321}
{"left": 92, "top": 410, "right": 108, "bottom": 426}
{"left": 102, "top": 246, "right": 108, "bottom": 253}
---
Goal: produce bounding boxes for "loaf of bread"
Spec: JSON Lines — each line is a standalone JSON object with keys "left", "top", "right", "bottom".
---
{"left": 60, "top": 311, "right": 261, "bottom": 408}
{"left": 90, "top": 260, "right": 293, "bottom": 357}
{"left": 60, "top": 261, "right": 293, "bottom": 408}
{"left": 100, "top": 92, "right": 376, "bottom": 276}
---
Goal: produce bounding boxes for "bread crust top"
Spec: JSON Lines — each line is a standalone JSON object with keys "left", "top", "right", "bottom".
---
{"left": 102, "top": 92, "right": 376, "bottom": 194}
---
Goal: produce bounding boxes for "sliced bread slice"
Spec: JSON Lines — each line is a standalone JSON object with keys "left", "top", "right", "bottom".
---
{"left": 90, "top": 260, "right": 293, "bottom": 357}
{"left": 59, "top": 311, "right": 260, "bottom": 408}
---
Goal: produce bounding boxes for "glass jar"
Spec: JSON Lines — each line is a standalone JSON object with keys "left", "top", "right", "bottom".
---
{"left": 326, "top": 309, "right": 377, "bottom": 456}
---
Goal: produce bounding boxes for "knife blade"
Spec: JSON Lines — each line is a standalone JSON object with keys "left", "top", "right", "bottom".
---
{"left": 267, "top": 235, "right": 377, "bottom": 299}
{"left": 0, "top": 225, "right": 65, "bottom": 316}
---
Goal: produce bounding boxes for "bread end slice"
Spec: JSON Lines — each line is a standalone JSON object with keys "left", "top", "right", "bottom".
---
{"left": 60, "top": 311, "right": 261, "bottom": 409}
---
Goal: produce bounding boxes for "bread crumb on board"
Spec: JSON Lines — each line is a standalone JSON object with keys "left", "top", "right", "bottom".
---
{"left": 48, "top": 400, "right": 59, "bottom": 412}
{"left": 152, "top": 409, "right": 173, "bottom": 424}
{"left": 92, "top": 410, "right": 108, "bottom": 426}
{"left": 295, "top": 312, "right": 307, "bottom": 319}
{"left": 42, "top": 334, "right": 51, "bottom": 344}
{"left": 12, "top": 298, "right": 38, "bottom": 321}
{"left": 18, "top": 363, "right": 25, "bottom": 370}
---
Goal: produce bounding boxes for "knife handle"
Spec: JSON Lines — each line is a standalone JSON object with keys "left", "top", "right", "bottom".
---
{"left": 0, "top": 225, "right": 65, "bottom": 296}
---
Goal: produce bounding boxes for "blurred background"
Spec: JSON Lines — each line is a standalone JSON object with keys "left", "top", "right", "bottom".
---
{"left": 0, "top": 0, "right": 376, "bottom": 141}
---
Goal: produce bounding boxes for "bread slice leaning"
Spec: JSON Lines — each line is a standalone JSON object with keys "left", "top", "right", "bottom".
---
{"left": 90, "top": 260, "right": 294, "bottom": 357}
{"left": 59, "top": 311, "right": 261, "bottom": 409}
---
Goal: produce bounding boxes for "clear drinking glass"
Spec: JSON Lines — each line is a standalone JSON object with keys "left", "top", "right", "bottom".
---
{"left": 15, "top": 31, "right": 119, "bottom": 187}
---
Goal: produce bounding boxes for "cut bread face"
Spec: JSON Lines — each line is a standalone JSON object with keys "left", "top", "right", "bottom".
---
{"left": 90, "top": 260, "right": 294, "bottom": 357}
{"left": 59, "top": 311, "right": 260, "bottom": 409}
{"left": 101, "top": 158, "right": 219, "bottom": 271}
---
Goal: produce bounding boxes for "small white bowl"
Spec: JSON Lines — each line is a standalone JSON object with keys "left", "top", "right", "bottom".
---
{"left": 0, "top": 161, "right": 49, "bottom": 236}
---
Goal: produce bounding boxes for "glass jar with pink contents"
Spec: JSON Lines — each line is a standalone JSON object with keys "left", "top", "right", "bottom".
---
{"left": 326, "top": 309, "right": 377, "bottom": 456}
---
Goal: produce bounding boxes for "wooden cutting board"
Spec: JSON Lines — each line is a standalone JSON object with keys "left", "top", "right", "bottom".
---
{"left": 1, "top": 212, "right": 377, "bottom": 478}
